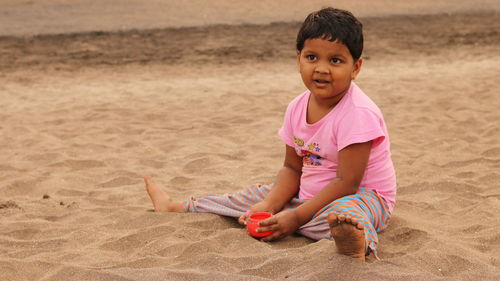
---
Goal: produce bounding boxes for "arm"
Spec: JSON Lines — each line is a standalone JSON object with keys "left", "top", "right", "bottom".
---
{"left": 261, "top": 144, "right": 303, "bottom": 212}
{"left": 260, "top": 141, "right": 372, "bottom": 240}
{"left": 238, "top": 144, "right": 302, "bottom": 224}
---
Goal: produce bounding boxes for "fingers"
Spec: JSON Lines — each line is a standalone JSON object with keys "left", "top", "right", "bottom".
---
{"left": 238, "top": 214, "right": 248, "bottom": 225}
{"left": 255, "top": 224, "right": 275, "bottom": 233}
{"left": 258, "top": 217, "right": 277, "bottom": 226}
{"left": 253, "top": 216, "right": 277, "bottom": 231}
{"left": 255, "top": 221, "right": 281, "bottom": 242}
{"left": 238, "top": 209, "right": 252, "bottom": 225}
{"left": 254, "top": 218, "right": 277, "bottom": 234}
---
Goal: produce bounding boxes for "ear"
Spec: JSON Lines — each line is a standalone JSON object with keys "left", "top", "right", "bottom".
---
{"left": 351, "top": 57, "right": 363, "bottom": 80}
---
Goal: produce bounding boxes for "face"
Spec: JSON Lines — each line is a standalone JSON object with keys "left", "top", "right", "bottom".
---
{"left": 297, "top": 38, "right": 362, "bottom": 107}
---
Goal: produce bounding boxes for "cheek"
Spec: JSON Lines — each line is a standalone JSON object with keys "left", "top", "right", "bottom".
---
{"left": 299, "top": 71, "right": 309, "bottom": 83}
{"left": 337, "top": 67, "right": 355, "bottom": 80}
{"left": 299, "top": 63, "right": 313, "bottom": 75}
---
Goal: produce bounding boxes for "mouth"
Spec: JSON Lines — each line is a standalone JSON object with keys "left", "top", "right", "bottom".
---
{"left": 313, "top": 79, "right": 330, "bottom": 87}
{"left": 314, "top": 79, "right": 330, "bottom": 83}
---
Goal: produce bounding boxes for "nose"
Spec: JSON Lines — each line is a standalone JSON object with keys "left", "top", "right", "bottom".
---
{"left": 314, "top": 61, "right": 330, "bottom": 74}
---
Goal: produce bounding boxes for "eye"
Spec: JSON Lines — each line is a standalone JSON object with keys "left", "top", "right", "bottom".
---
{"left": 306, "top": 55, "right": 317, "bottom": 61}
{"left": 330, "top": 58, "right": 342, "bottom": 64}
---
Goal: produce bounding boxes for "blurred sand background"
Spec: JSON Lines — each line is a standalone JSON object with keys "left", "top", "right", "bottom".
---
{"left": 1, "top": 1, "right": 500, "bottom": 280}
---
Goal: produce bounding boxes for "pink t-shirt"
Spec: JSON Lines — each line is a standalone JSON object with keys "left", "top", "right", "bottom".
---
{"left": 278, "top": 82, "right": 396, "bottom": 212}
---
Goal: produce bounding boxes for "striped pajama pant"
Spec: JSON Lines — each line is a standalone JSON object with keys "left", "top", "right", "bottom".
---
{"left": 182, "top": 184, "right": 391, "bottom": 257}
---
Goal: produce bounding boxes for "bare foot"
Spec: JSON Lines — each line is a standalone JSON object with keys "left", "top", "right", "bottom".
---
{"left": 327, "top": 212, "right": 366, "bottom": 261}
{"left": 144, "top": 176, "right": 184, "bottom": 212}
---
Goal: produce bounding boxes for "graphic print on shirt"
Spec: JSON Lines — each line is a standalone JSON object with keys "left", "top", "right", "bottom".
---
{"left": 294, "top": 136, "right": 323, "bottom": 166}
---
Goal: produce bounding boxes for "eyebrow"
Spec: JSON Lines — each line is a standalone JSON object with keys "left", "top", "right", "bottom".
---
{"left": 302, "top": 50, "right": 347, "bottom": 58}
{"left": 329, "top": 53, "right": 347, "bottom": 58}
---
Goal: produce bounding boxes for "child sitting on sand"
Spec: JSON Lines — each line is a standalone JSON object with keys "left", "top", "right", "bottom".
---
{"left": 144, "top": 7, "right": 396, "bottom": 261}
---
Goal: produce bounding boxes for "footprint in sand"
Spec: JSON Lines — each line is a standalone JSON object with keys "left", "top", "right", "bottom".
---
{"left": 98, "top": 177, "right": 138, "bottom": 188}
{"left": 168, "top": 176, "right": 193, "bottom": 187}
{"left": 183, "top": 157, "right": 210, "bottom": 174}
{"left": 415, "top": 251, "right": 475, "bottom": 277}
{"left": 434, "top": 254, "right": 474, "bottom": 276}
{"left": 379, "top": 218, "right": 430, "bottom": 258}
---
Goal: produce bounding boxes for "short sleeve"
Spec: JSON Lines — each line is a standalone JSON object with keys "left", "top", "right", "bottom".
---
{"left": 278, "top": 102, "right": 296, "bottom": 147}
{"left": 336, "top": 108, "right": 385, "bottom": 151}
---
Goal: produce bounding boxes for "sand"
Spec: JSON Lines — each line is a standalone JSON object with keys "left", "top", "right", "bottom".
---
{"left": 2, "top": 0, "right": 500, "bottom": 36}
{"left": 1, "top": 3, "right": 500, "bottom": 281}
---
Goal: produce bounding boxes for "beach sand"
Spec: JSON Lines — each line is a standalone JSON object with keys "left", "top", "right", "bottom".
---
{"left": 1, "top": 4, "right": 500, "bottom": 281}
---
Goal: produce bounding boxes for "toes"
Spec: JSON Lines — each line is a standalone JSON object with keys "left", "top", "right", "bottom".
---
{"left": 337, "top": 214, "right": 346, "bottom": 223}
{"left": 327, "top": 212, "right": 339, "bottom": 227}
{"left": 347, "top": 216, "right": 355, "bottom": 224}
{"left": 328, "top": 213, "right": 366, "bottom": 231}
{"left": 344, "top": 216, "right": 365, "bottom": 230}
{"left": 144, "top": 176, "right": 156, "bottom": 188}
{"left": 349, "top": 217, "right": 364, "bottom": 230}
{"left": 345, "top": 216, "right": 354, "bottom": 224}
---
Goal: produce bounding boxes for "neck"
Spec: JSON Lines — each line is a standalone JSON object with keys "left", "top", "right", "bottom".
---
{"left": 312, "top": 88, "right": 349, "bottom": 110}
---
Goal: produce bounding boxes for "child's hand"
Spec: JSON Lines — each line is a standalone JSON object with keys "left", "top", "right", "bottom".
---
{"left": 238, "top": 211, "right": 250, "bottom": 225}
{"left": 258, "top": 209, "right": 300, "bottom": 241}
{"left": 238, "top": 201, "right": 275, "bottom": 225}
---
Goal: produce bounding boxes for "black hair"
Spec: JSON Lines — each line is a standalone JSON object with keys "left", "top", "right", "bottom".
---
{"left": 296, "top": 7, "right": 364, "bottom": 61}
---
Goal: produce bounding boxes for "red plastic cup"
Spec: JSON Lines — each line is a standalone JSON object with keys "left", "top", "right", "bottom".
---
{"left": 246, "top": 212, "right": 274, "bottom": 238}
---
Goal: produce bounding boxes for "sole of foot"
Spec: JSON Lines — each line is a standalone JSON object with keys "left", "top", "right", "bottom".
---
{"left": 327, "top": 212, "right": 366, "bottom": 261}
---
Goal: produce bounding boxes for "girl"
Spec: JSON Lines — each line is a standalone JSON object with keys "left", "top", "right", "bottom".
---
{"left": 145, "top": 7, "right": 396, "bottom": 261}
